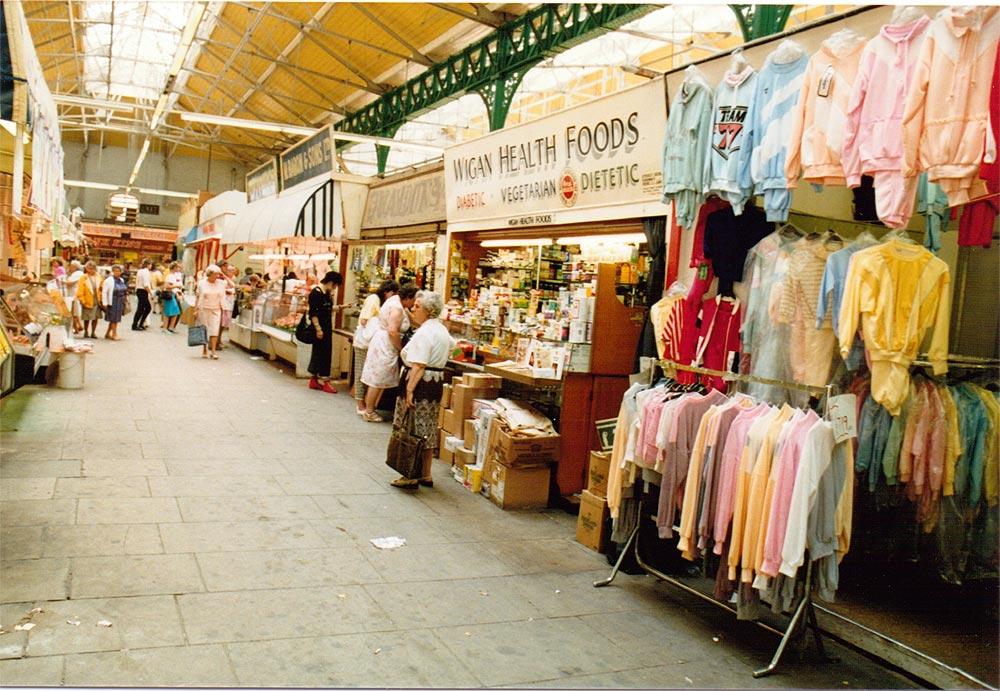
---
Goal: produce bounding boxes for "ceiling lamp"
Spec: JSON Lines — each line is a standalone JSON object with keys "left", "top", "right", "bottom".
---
{"left": 556, "top": 233, "right": 647, "bottom": 245}
{"left": 480, "top": 238, "right": 553, "bottom": 248}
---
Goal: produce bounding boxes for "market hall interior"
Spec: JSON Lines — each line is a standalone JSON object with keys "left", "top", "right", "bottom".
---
{"left": 0, "top": 332, "right": 914, "bottom": 688}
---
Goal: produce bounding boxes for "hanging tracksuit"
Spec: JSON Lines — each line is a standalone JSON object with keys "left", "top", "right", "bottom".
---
{"left": 705, "top": 66, "right": 758, "bottom": 215}
{"left": 842, "top": 15, "right": 931, "bottom": 228}
{"left": 741, "top": 51, "right": 809, "bottom": 223}
{"left": 662, "top": 79, "right": 714, "bottom": 230}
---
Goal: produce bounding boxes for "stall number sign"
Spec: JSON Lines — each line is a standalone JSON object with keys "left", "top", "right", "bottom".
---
{"left": 595, "top": 418, "right": 617, "bottom": 452}
{"left": 139, "top": 204, "right": 159, "bottom": 215}
{"left": 445, "top": 79, "right": 667, "bottom": 232}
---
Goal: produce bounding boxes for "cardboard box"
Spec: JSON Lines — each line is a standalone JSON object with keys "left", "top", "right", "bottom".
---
{"left": 576, "top": 489, "right": 609, "bottom": 552}
{"left": 437, "top": 403, "right": 446, "bottom": 428}
{"left": 463, "top": 373, "right": 503, "bottom": 388}
{"left": 455, "top": 446, "right": 476, "bottom": 467}
{"left": 452, "top": 384, "right": 500, "bottom": 421}
{"left": 492, "top": 425, "right": 560, "bottom": 466}
{"left": 587, "top": 451, "right": 612, "bottom": 498}
{"left": 445, "top": 435, "right": 463, "bottom": 453}
{"left": 441, "top": 384, "right": 452, "bottom": 409}
{"left": 487, "top": 461, "right": 550, "bottom": 510}
{"left": 471, "top": 398, "right": 497, "bottom": 419}
{"left": 463, "top": 419, "right": 478, "bottom": 451}
{"left": 438, "top": 429, "right": 453, "bottom": 464}
{"left": 463, "top": 464, "right": 483, "bottom": 493}
{"left": 442, "top": 409, "right": 462, "bottom": 437}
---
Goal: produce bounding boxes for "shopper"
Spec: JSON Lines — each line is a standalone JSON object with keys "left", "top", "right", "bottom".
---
{"left": 353, "top": 280, "right": 394, "bottom": 415}
{"left": 306, "top": 271, "right": 343, "bottom": 394}
{"left": 361, "top": 283, "right": 417, "bottom": 422}
{"left": 76, "top": 261, "right": 102, "bottom": 338}
{"left": 389, "top": 291, "right": 454, "bottom": 489}
{"left": 132, "top": 258, "right": 153, "bottom": 331}
{"left": 218, "top": 264, "right": 238, "bottom": 348}
{"left": 151, "top": 264, "right": 165, "bottom": 316}
{"left": 195, "top": 264, "right": 227, "bottom": 359}
{"left": 100, "top": 264, "right": 128, "bottom": 341}
{"left": 64, "top": 260, "right": 84, "bottom": 334}
{"left": 159, "top": 262, "right": 184, "bottom": 333}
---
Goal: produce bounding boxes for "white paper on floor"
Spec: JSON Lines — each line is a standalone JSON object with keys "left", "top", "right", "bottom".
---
{"left": 370, "top": 536, "right": 406, "bottom": 550}
{"left": 13, "top": 623, "right": 35, "bottom": 631}
{"left": 97, "top": 620, "right": 113, "bottom": 627}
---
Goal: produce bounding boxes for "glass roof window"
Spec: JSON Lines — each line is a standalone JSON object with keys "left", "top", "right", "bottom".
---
{"left": 82, "top": 0, "right": 194, "bottom": 100}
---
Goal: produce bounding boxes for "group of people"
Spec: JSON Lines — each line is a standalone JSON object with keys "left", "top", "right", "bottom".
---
{"left": 51, "top": 256, "right": 185, "bottom": 340}
{"left": 344, "top": 278, "right": 455, "bottom": 490}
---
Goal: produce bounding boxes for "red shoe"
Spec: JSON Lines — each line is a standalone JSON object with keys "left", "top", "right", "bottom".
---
{"left": 321, "top": 381, "right": 338, "bottom": 394}
{"left": 309, "top": 377, "right": 322, "bottom": 390}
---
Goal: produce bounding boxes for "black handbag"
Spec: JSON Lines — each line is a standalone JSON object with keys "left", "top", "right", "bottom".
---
{"left": 295, "top": 312, "right": 315, "bottom": 344}
{"left": 385, "top": 407, "right": 425, "bottom": 480}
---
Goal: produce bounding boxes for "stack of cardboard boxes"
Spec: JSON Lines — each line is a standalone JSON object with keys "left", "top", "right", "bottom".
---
{"left": 576, "top": 450, "right": 611, "bottom": 552}
{"left": 437, "top": 373, "right": 561, "bottom": 510}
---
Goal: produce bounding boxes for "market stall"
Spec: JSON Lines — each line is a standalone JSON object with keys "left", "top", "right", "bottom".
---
{"left": 80, "top": 223, "right": 177, "bottom": 268}
{"left": 441, "top": 78, "right": 669, "bottom": 500}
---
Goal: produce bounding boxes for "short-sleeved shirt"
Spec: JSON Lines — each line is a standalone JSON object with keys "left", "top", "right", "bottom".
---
{"left": 359, "top": 293, "right": 381, "bottom": 323}
{"left": 400, "top": 318, "right": 452, "bottom": 369}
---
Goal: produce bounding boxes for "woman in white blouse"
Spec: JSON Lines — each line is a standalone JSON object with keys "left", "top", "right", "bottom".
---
{"left": 195, "top": 265, "right": 227, "bottom": 359}
{"left": 389, "top": 290, "right": 455, "bottom": 490}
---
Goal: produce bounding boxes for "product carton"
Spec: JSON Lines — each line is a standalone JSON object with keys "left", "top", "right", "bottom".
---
{"left": 451, "top": 383, "right": 500, "bottom": 421}
{"left": 471, "top": 398, "right": 498, "bottom": 419}
{"left": 462, "top": 373, "right": 503, "bottom": 389}
{"left": 463, "top": 419, "right": 478, "bottom": 451}
{"left": 464, "top": 464, "right": 483, "bottom": 493}
{"left": 576, "top": 489, "right": 609, "bottom": 552}
{"left": 587, "top": 451, "right": 612, "bottom": 498}
{"left": 441, "top": 384, "right": 452, "bottom": 409}
{"left": 442, "top": 408, "right": 462, "bottom": 437}
{"left": 455, "top": 446, "right": 476, "bottom": 467}
{"left": 492, "top": 424, "right": 560, "bottom": 466}
{"left": 438, "top": 429, "right": 453, "bottom": 464}
{"left": 487, "top": 460, "right": 551, "bottom": 510}
{"left": 437, "top": 403, "right": 446, "bottom": 428}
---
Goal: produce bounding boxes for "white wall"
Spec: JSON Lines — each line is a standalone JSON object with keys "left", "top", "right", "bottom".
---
{"left": 62, "top": 141, "right": 248, "bottom": 229}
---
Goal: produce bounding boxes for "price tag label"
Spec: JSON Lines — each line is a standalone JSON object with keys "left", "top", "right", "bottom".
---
{"left": 827, "top": 394, "right": 858, "bottom": 444}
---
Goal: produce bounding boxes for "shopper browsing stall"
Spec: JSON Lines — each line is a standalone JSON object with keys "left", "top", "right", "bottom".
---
{"left": 353, "top": 280, "right": 394, "bottom": 415}
{"left": 76, "top": 261, "right": 102, "bottom": 339}
{"left": 389, "top": 290, "right": 453, "bottom": 490}
{"left": 361, "top": 283, "right": 417, "bottom": 422}
{"left": 100, "top": 264, "right": 127, "bottom": 341}
{"left": 307, "top": 271, "right": 343, "bottom": 394}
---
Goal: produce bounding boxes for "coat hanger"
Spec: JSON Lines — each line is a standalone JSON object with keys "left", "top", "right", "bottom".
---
{"left": 882, "top": 229, "right": 917, "bottom": 245}
{"left": 683, "top": 64, "right": 710, "bottom": 90}
{"left": 771, "top": 39, "right": 805, "bottom": 65}
{"left": 891, "top": 5, "right": 926, "bottom": 25}
{"left": 826, "top": 28, "right": 865, "bottom": 54}
{"left": 854, "top": 229, "right": 878, "bottom": 247}
{"left": 729, "top": 48, "right": 750, "bottom": 75}
{"left": 777, "top": 222, "right": 804, "bottom": 239}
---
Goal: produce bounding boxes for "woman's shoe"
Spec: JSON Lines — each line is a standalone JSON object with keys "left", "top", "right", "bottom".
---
{"left": 390, "top": 478, "right": 419, "bottom": 490}
{"left": 202, "top": 351, "right": 209, "bottom": 358}
{"left": 309, "top": 377, "right": 322, "bottom": 390}
{"left": 210, "top": 353, "right": 219, "bottom": 360}
{"left": 362, "top": 412, "right": 383, "bottom": 423}
{"left": 418, "top": 478, "right": 434, "bottom": 488}
{"left": 321, "top": 381, "right": 338, "bottom": 394}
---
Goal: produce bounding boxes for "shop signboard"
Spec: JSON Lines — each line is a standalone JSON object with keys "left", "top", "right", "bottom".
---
{"left": 84, "top": 235, "right": 174, "bottom": 254}
{"left": 362, "top": 167, "right": 446, "bottom": 229}
{"left": 246, "top": 157, "right": 280, "bottom": 202}
{"left": 280, "top": 127, "right": 333, "bottom": 191}
{"left": 444, "top": 79, "right": 668, "bottom": 232}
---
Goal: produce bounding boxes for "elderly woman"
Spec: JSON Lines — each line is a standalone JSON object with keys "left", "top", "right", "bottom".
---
{"left": 306, "top": 271, "right": 343, "bottom": 394}
{"left": 76, "top": 261, "right": 102, "bottom": 338}
{"left": 389, "top": 291, "right": 455, "bottom": 489}
{"left": 360, "top": 283, "right": 417, "bottom": 423}
{"left": 100, "top": 264, "right": 128, "bottom": 340}
{"left": 353, "top": 280, "right": 395, "bottom": 415}
{"left": 195, "top": 264, "right": 227, "bottom": 359}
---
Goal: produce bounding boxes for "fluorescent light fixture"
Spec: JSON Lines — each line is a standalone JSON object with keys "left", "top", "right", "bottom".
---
{"left": 178, "top": 112, "right": 444, "bottom": 154}
{"left": 385, "top": 242, "right": 434, "bottom": 250}
{"left": 53, "top": 94, "right": 137, "bottom": 112}
{"left": 137, "top": 187, "right": 199, "bottom": 199}
{"left": 247, "top": 253, "right": 325, "bottom": 261}
{"left": 308, "top": 253, "right": 339, "bottom": 261}
{"left": 128, "top": 138, "right": 151, "bottom": 186}
{"left": 481, "top": 238, "right": 553, "bottom": 248}
{"left": 180, "top": 112, "right": 317, "bottom": 137}
{"left": 556, "top": 233, "right": 647, "bottom": 245}
{"left": 109, "top": 192, "right": 140, "bottom": 210}
{"left": 65, "top": 179, "right": 120, "bottom": 191}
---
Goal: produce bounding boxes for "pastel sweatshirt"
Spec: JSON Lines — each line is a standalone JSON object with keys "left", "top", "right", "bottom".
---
{"left": 662, "top": 79, "right": 714, "bottom": 229}
{"left": 740, "top": 52, "right": 809, "bottom": 198}
{"left": 837, "top": 240, "right": 951, "bottom": 416}
{"left": 842, "top": 16, "right": 931, "bottom": 187}
{"left": 705, "top": 66, "right": 758, "bottom": 214}
{"left": 786, "top": 37, "right": 866, "bottom": 187}
{"left": 902, "top": 7, "right": 1000, "bottom": 204}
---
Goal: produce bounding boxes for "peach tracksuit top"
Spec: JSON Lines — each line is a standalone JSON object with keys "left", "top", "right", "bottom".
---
{"left": 903, "top": 6, "right": 1000, "bottom": 206}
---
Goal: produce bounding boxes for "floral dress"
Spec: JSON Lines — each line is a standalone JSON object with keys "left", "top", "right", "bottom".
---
{"left": 360, "top": 295, "right": 410, "bottom": 389}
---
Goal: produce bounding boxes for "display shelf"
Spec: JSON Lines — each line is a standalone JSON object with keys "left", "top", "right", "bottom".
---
{"left": 484, "top": 363, "right": 563, "bottom": 388}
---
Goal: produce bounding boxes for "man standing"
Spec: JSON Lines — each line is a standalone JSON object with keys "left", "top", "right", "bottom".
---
{"left": 132, "top": 258, "right": 153, "bottom": 331}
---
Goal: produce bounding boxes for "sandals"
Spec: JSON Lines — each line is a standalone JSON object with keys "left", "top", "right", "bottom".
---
{"left": 210, "top": 353, "right": 219, "bottom": 360}
{"left": 390, "top": 478, "right": 419, "bottom": 490}
{"left": 362, "top": 412, "right": 383, "bottom": 423}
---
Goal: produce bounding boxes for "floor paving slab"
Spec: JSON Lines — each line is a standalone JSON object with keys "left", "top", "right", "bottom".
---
{"left": 62, "top": 644, "right": 236, "bottom": 686}
{"left": 0, "top": 499, "right": 77, "bottom": 526}
{"left": 195, "top": 546, "right": 383, "bottom": 590}
{"left": 40, "top": 524, "right": 163, "bottom": 557}
{"left": 1, "top": 527, "right": 43, "bottom": 561}
{"left": 0, "top": 557, "right": 70, "bottom": 602}
{"left": 0, "top": 459, "right": 81, "bottom": 478}
{"left": 158, "top": 519, "right": 327, "bottom": 553}
{"left": 54, "top": 476, "right": 151, "bottom": 498}
{"left": 76, "top": 497, "right": 181, "bottom": 524}
{"left": 0, "top": 478, "right": 56, "bottom": 501}
{"left": 70, "top": 554, "right": 205, "bottom": 598}
{"left": 175, "top": 494, "right": 324, "bottom": 522}
{"left": 0, "top": 656, "right": 65, "bottom": 685}
{"left": 147, "top": 474, "right": 285, "bottom": 497}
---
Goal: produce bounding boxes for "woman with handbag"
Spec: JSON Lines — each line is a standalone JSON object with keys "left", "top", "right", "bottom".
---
{"left": 360, "top": 283, "right": 418, "bottom": 422}
{"left": 306, "top": 271, "right": 343, "bottom": 394}
{"left": 100, "top": 264, "right": 128, "bottom": 341}
{"left": 161, "top": 262, "right": 185, "bottom": 333}
{"left": 353, "top": 280, "right": 395, "bottom": 414}
{"left": 76, "top": 261, "right": 102, "bottom": 338}
{"left": 388, "top": 291, "right": 454, "bottom": 490}
{"left": 195, "top": 265, "right": 227, "bottom": 359}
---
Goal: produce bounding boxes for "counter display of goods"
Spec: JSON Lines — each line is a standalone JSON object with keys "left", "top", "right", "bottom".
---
{"left": 1, "top": 280, "right": 68, "bottom": 354}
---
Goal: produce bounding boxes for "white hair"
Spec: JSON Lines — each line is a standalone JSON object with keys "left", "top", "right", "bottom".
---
{"left": 416, "top": 290, "right": 444, "bottom": 319}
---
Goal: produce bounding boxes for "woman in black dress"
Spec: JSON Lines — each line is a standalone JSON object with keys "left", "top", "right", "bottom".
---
{"left": 307, "top": 271, "right": 342, "bottom": 394}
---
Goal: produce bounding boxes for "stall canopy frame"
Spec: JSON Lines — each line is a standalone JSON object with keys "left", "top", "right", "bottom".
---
{"left": 225, "top": 178, "right": 344, "bottom": 246}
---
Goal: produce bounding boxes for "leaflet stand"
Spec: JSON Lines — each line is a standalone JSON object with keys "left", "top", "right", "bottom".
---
{"left": 595, "top": 360, "right": 834, "bottom": 679}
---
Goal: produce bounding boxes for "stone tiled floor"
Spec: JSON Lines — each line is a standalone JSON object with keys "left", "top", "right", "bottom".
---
{"left": 0, "top": 327, "right": 914, "bottom": 688}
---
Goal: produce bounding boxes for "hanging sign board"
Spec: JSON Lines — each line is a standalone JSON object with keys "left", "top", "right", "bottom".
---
{"left": 444, "top": 79, "right": 668, "bottom": 233}
{"left": 362, "top": 166, "right": 446, "bottom": 229}
{"left": 246, "top": 158, "right": 280, "bottom": 202}
{"left": 280, "top": 126, "right": 333, "bottom": 191}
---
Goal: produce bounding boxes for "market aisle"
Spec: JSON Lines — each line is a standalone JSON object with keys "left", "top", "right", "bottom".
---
{"left": 1, "top": 330, "right": 913, "bottom": 688}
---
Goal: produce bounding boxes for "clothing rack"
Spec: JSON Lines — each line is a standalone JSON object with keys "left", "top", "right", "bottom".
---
{"left": 595, "top": 361, "right": 834, "bottom": 679}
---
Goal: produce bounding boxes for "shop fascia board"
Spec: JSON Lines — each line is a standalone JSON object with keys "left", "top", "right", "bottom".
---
{"left": 366, "top": 160, "right": 445, "bottom": 189}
